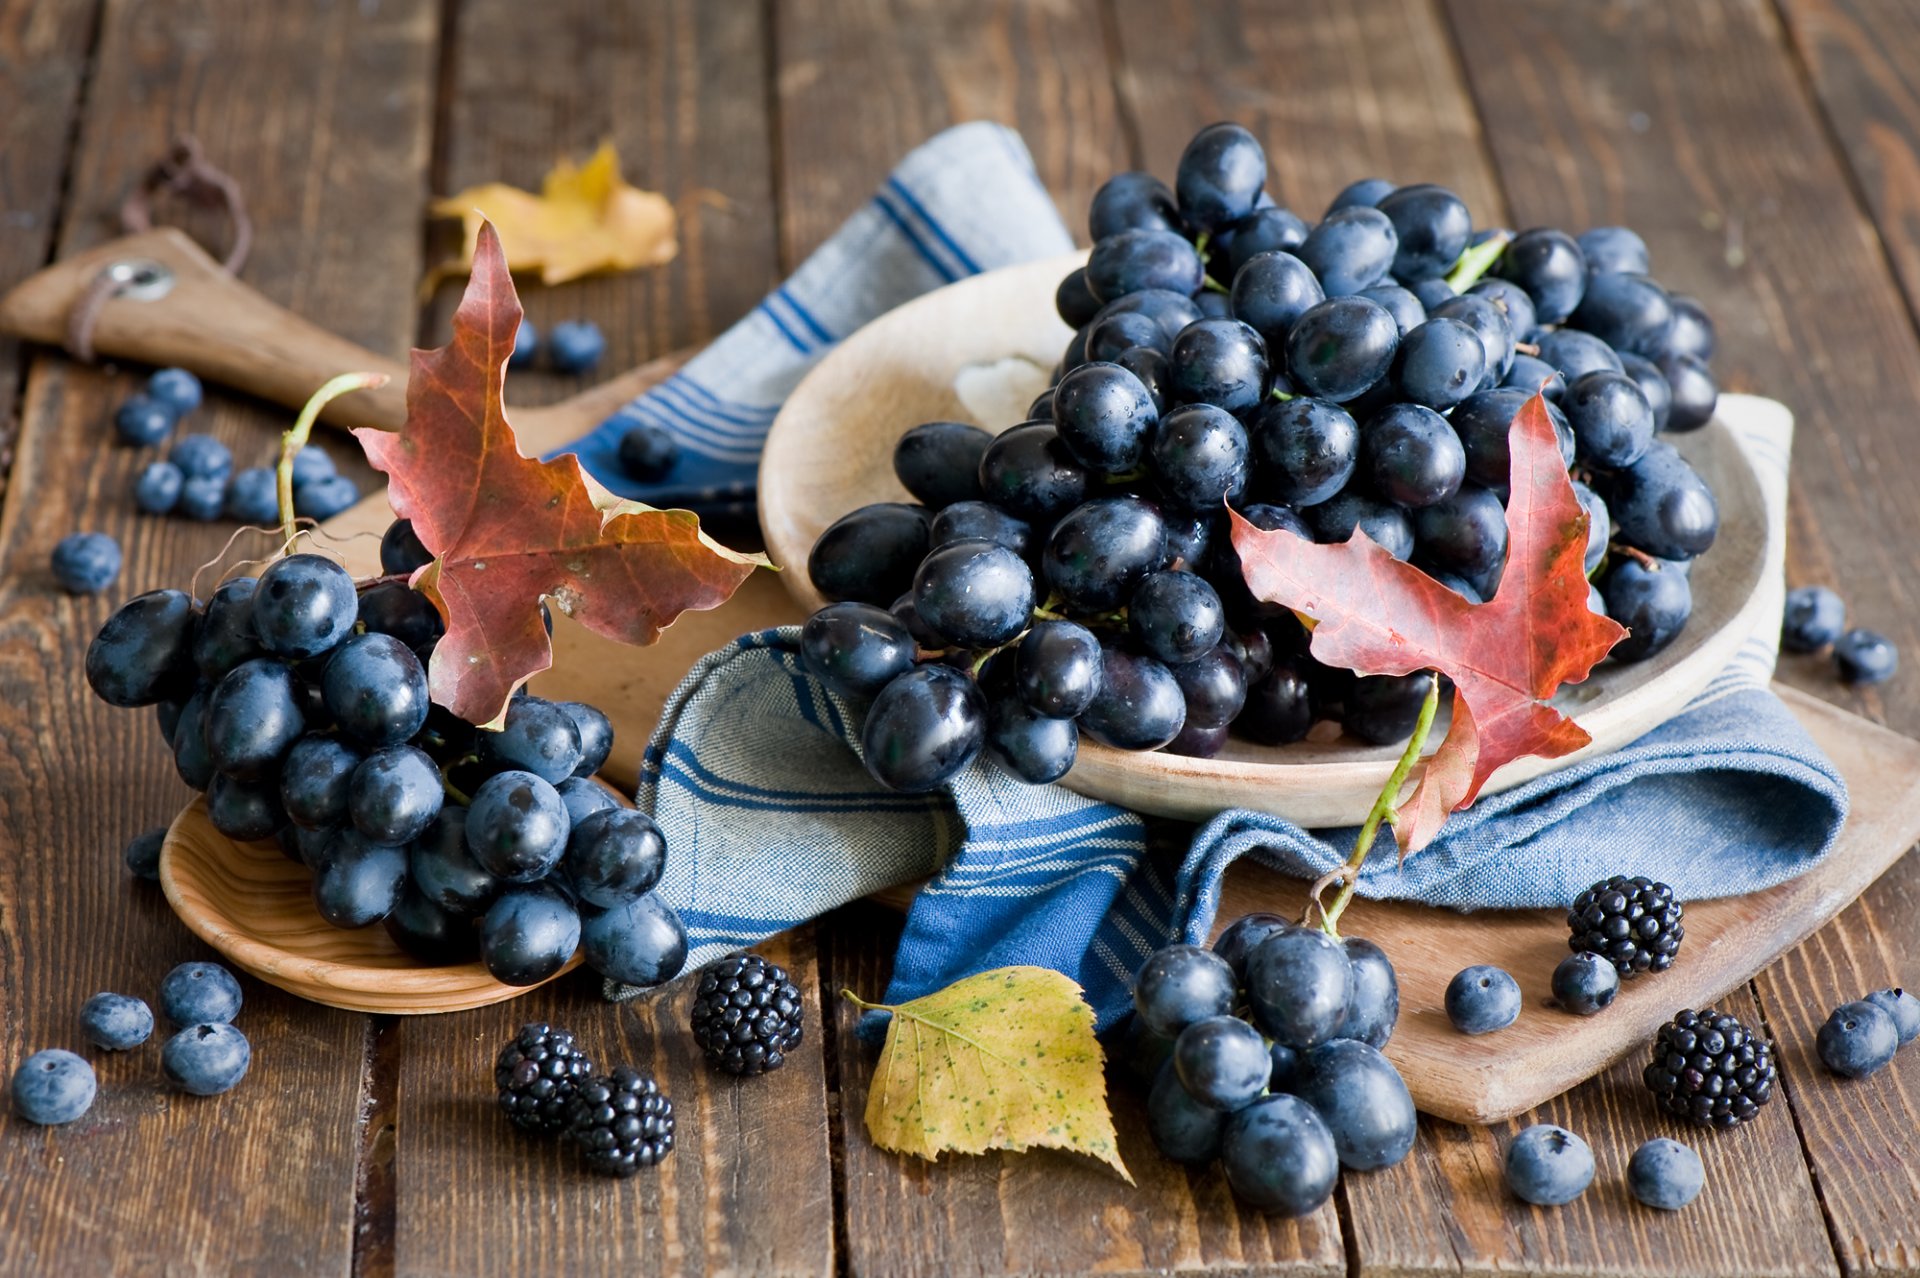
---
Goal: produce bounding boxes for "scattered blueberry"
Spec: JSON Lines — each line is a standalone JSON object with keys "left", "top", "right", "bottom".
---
{"left": 177, "top": 475, "right": 228, "bottom": 522}
{"left": 1865, "top": 988, "right": 1920, "bottom": 1045}
{"left": 225, "top": 467, "right": 280, "bottom": 525}
{"left": 290, "top": 444, "right": 336, "bottom": 488}
{"left": 147, "top": 368, "right": 203, "bottom": 416}
{"left": 617, "top": 422, "right": 679, "bottom": 482}
{"left": 114, "top": 394, "right": 177, "bottom": 446}
{"left": 1445, "top": 964, "right": 1521, "bottom": 1034}
{"left": 294, "top": 474, "right": 361, "bottom": 521}
{"left": 159, "top": 960, "right": 243, "bottom": 1027}
{"left": 1551, "top": 951, "right": 1620, "bottom": 1016}
{"left": 1816, "top": 999, "right": 1899, "bottom": 1079}
{"left": 509, "top": 318, "right": 539, "bottom": 369}
{"left": 50, "top": 532, "right": 122, "bottom": 594}
{"left": 161, "top": 1023, "right": 251, "bottom": 1095}
{"left": 1505, "top": 1123, "right": 1595, "bottom": 1205}
{"left": 124, "top": 826, "right": 166, "bottom": 880}
{"left": 11, "top": 1049, "right": 96, "bottom": 1124}
{"left": 1628, "top": 1137, "right": 1704, "bottom": 1211}
{"left": 1781, "top": 585, "right": 1845, "bottom": 653}
{"left": 170, "top": 433, "right": 233, "bottom": 482}
{"left": 134, "top": 460, "right": 185, "bottom": 514}
{"left": 1835, "top": 629, "right": 1898, "bottom": 684}
{"left": 548, "top": 320, "right": 606, "bottom": 373}
{"left": 80, "top": 992, "right": 154, "bottom": 1050}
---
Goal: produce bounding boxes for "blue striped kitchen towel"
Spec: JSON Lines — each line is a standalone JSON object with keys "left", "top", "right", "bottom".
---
{"left": 627, "top": 395, "right": 1847, "bottom": 1025}
{"left": 556, "top": 122, "right": 1074, "bottom": 518}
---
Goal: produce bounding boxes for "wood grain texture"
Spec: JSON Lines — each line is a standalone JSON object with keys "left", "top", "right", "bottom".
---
{"left": 1444, "top": 1, "right": 1920, "bottom": 1271}
{"left": 826, "top": 904, "right": 1345, "bottom": 1278}
{"left": 772, "top": 0, "right": 1131, "bottom": 263}
{"left": 0, "top": 1, "right": 437, "bottom": 1274}
{"left": 389, "top": 928, "right": 834, "bottom": 1278}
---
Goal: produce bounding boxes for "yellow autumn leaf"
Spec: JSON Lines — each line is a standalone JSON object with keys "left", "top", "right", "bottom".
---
{"left": 846, "top": 967, "right": 1132, "bottom": 1182}
{"left": 430, "top": 143, "right": 677, "bottom": 285}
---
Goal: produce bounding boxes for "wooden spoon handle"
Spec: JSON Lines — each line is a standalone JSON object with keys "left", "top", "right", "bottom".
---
{"left": 0, "top": 228, "right": 408, "bottom": 432}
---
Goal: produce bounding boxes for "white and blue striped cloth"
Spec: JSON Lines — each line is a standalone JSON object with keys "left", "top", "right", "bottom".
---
{"left": 602, "top": 126, "right": 1848, "bottom": 1025}
{"left": 559, "top": 123, "right": 1074, "bottom": 518}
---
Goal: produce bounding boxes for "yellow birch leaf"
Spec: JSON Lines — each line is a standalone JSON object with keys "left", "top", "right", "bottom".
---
{"left": 847, "top": 967, "right": 1133, "bottom": 1183}
{"left": 430, "top": 143, "right": 677, "bottom": 285}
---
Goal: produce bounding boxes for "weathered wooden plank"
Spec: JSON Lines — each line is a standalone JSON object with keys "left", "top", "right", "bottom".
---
{"left": 1777, "top": 0, "right": 1920, "bottom": 340}
{"left": 389, "top": 928, "right": 834, "bottom": 1278}
{"left": 1444, "top": 0, "right": 1920, "bottom": 1273}
{"left": 771, "top": 0, "right": 1132, "bottom": 262}
{"left": 825, "top": 905, "right": 1345, "bottom": 1278}
{"left": 388, "top": 4, "right": 832, "bottom": 1275}
{"left": 0, "top": 0, "right": 98, "bottom": 465}
{"left": 0, "top": 1, "right": 437, "bottom": 1274}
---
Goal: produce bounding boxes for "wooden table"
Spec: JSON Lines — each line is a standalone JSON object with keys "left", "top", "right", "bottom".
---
{"left": 3, "top": 1, "right": 1919, "bottom": 1274}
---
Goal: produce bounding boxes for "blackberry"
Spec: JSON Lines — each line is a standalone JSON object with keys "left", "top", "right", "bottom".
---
{"left": 1568, "top": 875, "right": 1684, "bottom": 976}
{"left": 567, "top": 1067, "right": 675, "bottom": 1176}
{"left": 495, "top": 1022, "right": 595, "bottom": 1135}
{"left": 690, "top": 953, "right": 804, "bottom": 1076}
{"left": 1643, "top": 1008, "right": 1776, "bottom": 1129}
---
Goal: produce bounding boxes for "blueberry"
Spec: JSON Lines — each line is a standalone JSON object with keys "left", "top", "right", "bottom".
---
{"left": 1551, "top": 952, "right": 1619, "bottom": 1016}
{"left": 1834, "top": 628, "right": 1898, "bottom": 684}
{"left": 1782, "top": 585, "right": 1846, "bottom": 653}
{"left": 225, "top": 466, "right": 280, "bottom": 525}
{"left": 115, "top": 394, "right": 177, "bottom": 446}
{"left": 1172, "top": 1015, "right": 1271, "bottom": 1112}
{"left": 295, "top": 474, "right": 361, "bottom": 521}
{"left": 1245, "top": 926, "right": 1352, "bottom": 1048}
{"left": 509, "top": 318, "right": 539, "bottom": 369}
{"left": 1445, "top": 964, "right": 1521, "bottom": 1034}
{"left": 1210, "top": 911, "right": 1290, "bottom": 981}
{"left": 1817, "top": 1000, "right": 1899, "bottom": 1079}
{"left": 170, "top": 433, "right": 233, "bottom": 482}
{"left": 159, "top": 960, "right": 243, "bottom": 1027}
{"left": 1132, "top": 944, "right": 1237, "bottom": 1039}
{"left": 1865, "top": 988, "right": 1920, "bottom": 1045}
{"left": 134, "top": 460, "right": 185, "bottom": 514}
{"left": 548, "top": 320, "right": 606, "bottom": 373}
{"left": 1221, "top": 1094, "right": 1340, "bottom": 1217}
{"left": 162, "top": 1022, "right": 251, "bottom": 1096}
{"left": 617, "top": 422, "right": 679, "bottom": 482}
{"left": 11, "top": 1049, "right": 96, "bottom": 1124}
{"left": 580, "top": 892, "right": 687, "bottom": 986}
{"left": 178, "top": 475, "right": 228, "bottom": 522}
{"left": 1341, "top": 936, "right": 1400, "bottom": 1048}
{"left": 81, "top": 992, "right": 154, "bottom": 1050}
{"left": 50, "top": 532, "right": 122, "bottom": 594}
{"left": 290, "top": 444, "right": 336, "bottom": 488}
{"left": 1628, "top": 1137, "right": 1704, "bottom": 1211}
{"left": 1146, "top": 1060, "right": 1225, "bottom": 1163}
{"left": 1505, "top": 1123, "right": 1594, "bottom": 1206}
{"left": 147, "top": 367, "right": 204, "bottom": 416}
{"left": 124, "top": 826, "right": 166, "bottom": 881}
{"left": 1291, "top": 1038, "right": 1417, "bottom": 1171}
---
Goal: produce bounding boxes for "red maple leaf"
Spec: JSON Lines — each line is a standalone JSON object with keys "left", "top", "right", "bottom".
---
{"left": 1230, "top": 394, "right": 1626, "bottom": 851}
{"left": 354, "top": 221, "right": 766, "bottom": 727}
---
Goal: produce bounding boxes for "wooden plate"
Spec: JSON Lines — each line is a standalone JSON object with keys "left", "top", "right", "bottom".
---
{"left": 758, "top": 252, "right": 1778, "bottom": 825}
{"left": 158, "top": 798, "right": 583, "bottom": 1014}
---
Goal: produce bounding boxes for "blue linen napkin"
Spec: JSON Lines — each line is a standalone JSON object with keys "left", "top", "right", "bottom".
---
{"left": 559, "top": 122, "right": 1074, "bottom": 519}
{"left": 600, "top": 125, "right": 1848, "bottom": 1025}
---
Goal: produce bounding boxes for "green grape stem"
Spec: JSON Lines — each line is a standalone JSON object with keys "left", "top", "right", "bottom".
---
{"left": 1444, "top": 231, "right": 1511, "bottom": 293}
{"left": 1309, "top": 673, "right": 1440, "bottom": 937}
{"left": 277, "top": 371, "right": 390, "bottom": 551}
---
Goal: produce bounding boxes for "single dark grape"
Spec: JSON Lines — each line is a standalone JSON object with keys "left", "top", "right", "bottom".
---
{"left": 171, "top": 689, "right": 215, "bottom": 790}
{"left": 1658, "top": 353, "right": 1718, "bottom": 432}
{"left": 976, "top": 423, "right": 1090, "bottom": 523}
{"left": 1286, "top": 295, "right": 1399, "bottom": 401}
{"left": 1563, "top": 370, "right": 1655, "bottom": 469}
{"left": 1129, "top": 570, "right": 1226, "bottom": 666}
{"left": 1571, "top": 271, "right": 1673, "bottom": 357}
{"left": 1431, "top": 293, "right": 1516, "bottom": 387}
{"left": 893, "top": 421, "right": 992, "bottom": 508}
{"left": 1171, "top": 645, "right": 1247, "bottom": 729}
{"left": 86, "top": 589, "right": 197, "bottom": 708}
{"left": 408, "top": 806, "right": 501, "bottom": 917}
{"left": 1133, "top": 944, "right": 1236, "bottom": 1038}
{"left": 1660, "top": 295, "right": 1716, "bottom": 362}
{"left": 1345, "top": 673, "right": 1434, "bottom": 745}
{"left": 985, "top": 692, "right": 1077, "bottom": 784}
{"left": 194, "top": 577, "right": 264, "bottom": 681}
{"left": 1245, "top": 926, "right": 1352, "bottom": 1048}
{"left": 1166, "top": 318, "right": 1268, "bottom": 415}
{"left": 1055, "top": 267, "right": 1102, "bottom": 328}
{"left": 323, "top": 633, "right": 429, "bottom": 747}
{"left": 800, "top": 602, "right": 918, "bottom": 699}
{"left": 1502, "top": 353, "right": 1566, "bottom": 401}
{"left": 1147, "top": 1061, "right": 1225, "bottom": 1165}
{"left": 1601, "top": 559, "right": 1692, "bottom": 662}
{"left": 348, "top": 744, "right": 443, "bottom": 845}
{"left": 356, "top": 581, "right": 443, "bottom": 650}
{"left": 1160, "top": 511, "right": 1214, "bottom": 570}
{"left": 1363, "top": 403, "right": 1465, "bottom": 509}
{"left": 1042, "top": 496, "right": 1166, "bottom": 612}
{"left": 1358, "top": 283, "right": 1426, "bottom": 337}
{"left": 1394, "top": 317, "right": 1486, "bottom": 410}
{"left": 1114, "top": 345, "right": 1168, "bottom": 411}
{"left": 806, "top": 502, "right": 931, "bottom": 606}
{"left": 1091, "top": 289, "right": 1205, "bottom": 347}
{"left": 1781, "top": 585, "right": 1845, "bottom": 653}
{"left": 1376, "top": 183, "right": 1471, "bottom": 282}
{"left": 1237, "top": 659, "right": 1316, "bottom": 745}
{"left": 1414, "top": 485, "right": 1507, "bottom": 576}
{"left": 1609, "top": 443, "right": 1718, "bottom": 560}
{"left": 206, "top": 658, "right": 305, "bottom": 781}
{"left": 466, "top": 770, "right": 571, "bottom": 882}
{"left": 1148, "top": 404, "right": 1248, "bottom": 512}
{"left": 1079, "top": 645, "right": 1185, "bottom": 750}
{"left": 1465, "top": 277, "right": 1538, "bottom": 345}
{"left": 1088, "top": 171, "right": 1183, "bottom": 241}
{"left": 380, "top": 518, "right": 433, "bottom": 575}
{"left": 1572, "top": 480, "right": 1611, "bottom": 575}
{"left": 253, "top": 554, "right": 358, "bottom": 659}
{"left": 1577, "top": 225, "right": 1650, "bottom": 276}
{"left": 1017, "top": 621, "right": 1104, "bottom": 718}
{"left": 1221, "top": 1095, "right": 1340, "bottom": 1217}
{"left": 480, "top": 696, "right": 585, "bottom": 784}
{"left": 1494, "top": 227, "right": 1586, "bottom": 324}
{"left": 1305, "top": 492, "right": 1414, "bottom": 559}
{"left": 912, "top": 539, "right": 1035, "bottom": 649}
{"left": 1298, "top": 207, "right": 1398, "bottom": 296}
{"left": 1086, "top": 310, "right": 1166, "bottom": 363}
{"left": 565, "top": 808, "right": 666, "bottom": 908}
{"left": 1229, "top": 251, "right": 1324, "bottom": 349}
{"left": 1221, "top": 206, "right": 1310, "bottom": 278}
{"left": 1053, "top": 361, "right": 1159, "bottom": 474}
{"left": 313, "top": 828, "right": 408, "bottom": 929}
{"left": 1245, "top": 397, "right": 1359, "bottom": 506}
{"left": 1619, "top": 351, "right": 1674, "bottom": 431}
{"left": 384, "top": 888, "right": 477, "bottom": 964}
{"left": 1537, "top": 327, "right": 1625, "bottom": 383}
{"left": 480, "top": 880, "right": 581, "bottom": 987}
{"left": 1174, "top": 122, "right": 1267, "bottom": 233}
{"left": 207, "top": 773, "right": 286, "bottom": 843}
{"left": 1324, "top": 177, "right": 1395, "bottom": 215}
{"left": 1086, "top": 228, "right": 1204, "bottom": 302}
{"left": 280, "top": 734, "right": 364, "bottom": 830}
{"left": 861, "top": 665, "right": 987, "bottom": 792}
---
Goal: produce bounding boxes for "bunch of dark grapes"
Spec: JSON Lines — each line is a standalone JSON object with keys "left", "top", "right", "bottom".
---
{"left": 802, "top": 121, "right": 1723, "bottom": 793}
{"left": 83, "top": 518, "right": 687, "bottom": 991}
{"left": 1127, "top": 915, "right": 1410, "bottom": 1216}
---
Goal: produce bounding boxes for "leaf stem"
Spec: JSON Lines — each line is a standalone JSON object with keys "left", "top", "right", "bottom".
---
{"left": 1444, "top": 231, "right": 1511, "bottom": 293}
{"left": 1308, "top": 673, "right": 1440, "bottom": 937}
{"left": 278, "top": 372, "right": 390, "bottom": 551}
{"left": 841, "top": 988, "right": 892, "bottom": 1013}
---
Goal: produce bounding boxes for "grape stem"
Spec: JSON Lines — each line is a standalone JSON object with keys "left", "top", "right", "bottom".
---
{"left": 277, "top": 371, "right": 390, "bottom": 552}
{"left": 1305, "top": 672, "right": 1439, "bottom": 938}
{"left": 1444, "top": 231, "right": 1511, "bottom": 293}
